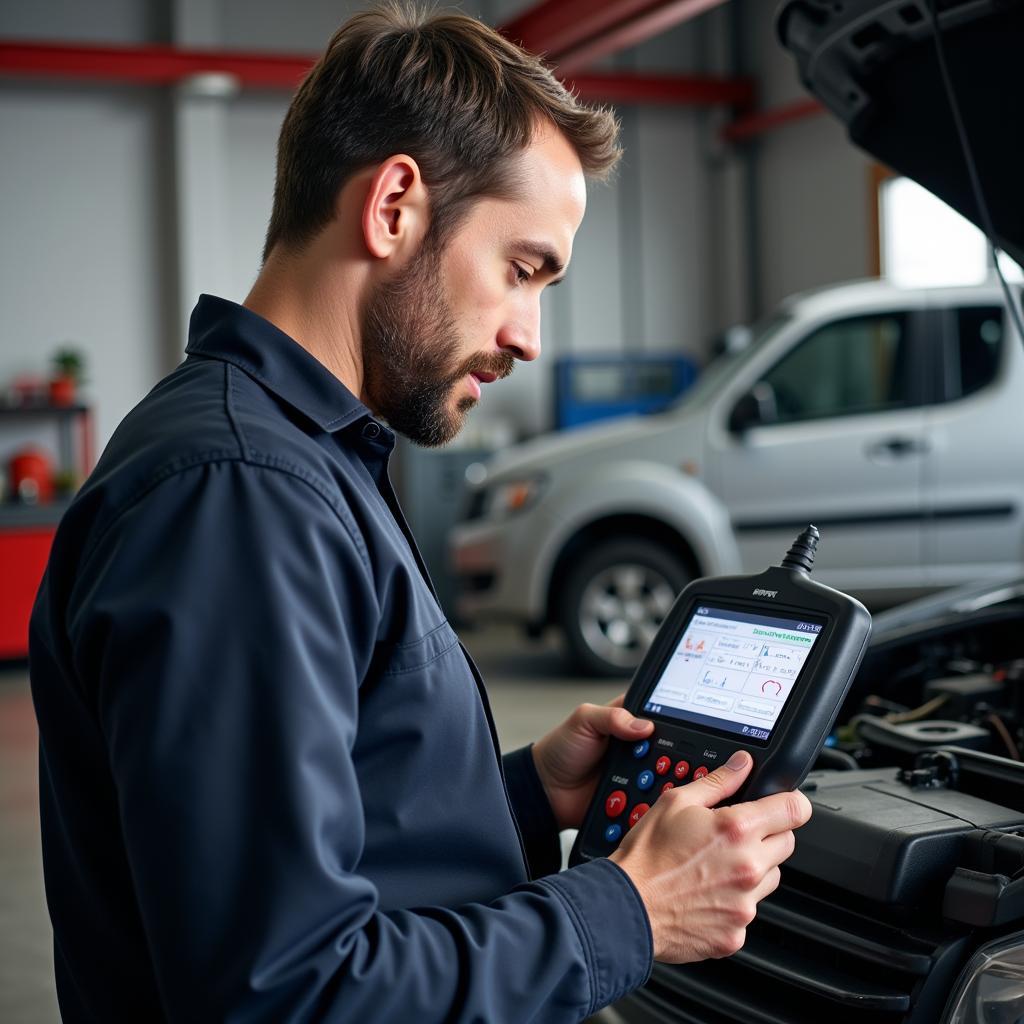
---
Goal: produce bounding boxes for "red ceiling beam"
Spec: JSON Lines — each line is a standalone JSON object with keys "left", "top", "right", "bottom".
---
{"left": 0, "top": 41, "right": 313, "bottom": 89}
{"left": 559, "top": 0, "right": 730, "bottom": 74}
{"left": 0, "top": 40, "right": 751, "bottom": 110}
{"left": 571, "top": 71, "right": 752, "bottom": 108}
{"left": 2, "top": 39, "right": 822, "bottom": 147}
{"left": 503, "top": 0, "right": 669, "bottom": 58}
{"left": 722, "top": 98, "right": 823, "bottom": 143}
{"left": 501, "top": 0, "right": 729, "bottom": 75}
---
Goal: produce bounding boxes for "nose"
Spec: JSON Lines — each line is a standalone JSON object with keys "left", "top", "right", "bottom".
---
{"left": 496, "top": 304, "right": 542, "bottom": 363}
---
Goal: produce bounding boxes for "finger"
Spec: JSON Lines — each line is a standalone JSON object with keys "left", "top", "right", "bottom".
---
{"left": 751, "top": 865, "right": 782, "bottom": 906}
{"left": 666, "top": 750, "right": 753, "bottom": 809}
{"left": 605, "top": 693, "right": 626, "bottom": 709}
{"left": 759, "top": 829, "right": 797, "bottom": 868}
{"left": 722, "top": 789, "right": 812, "bottom": 840}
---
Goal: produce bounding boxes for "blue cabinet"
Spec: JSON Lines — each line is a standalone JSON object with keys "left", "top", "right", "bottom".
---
{"left": 553, "top": 354, "right": 697, "bottom": 430}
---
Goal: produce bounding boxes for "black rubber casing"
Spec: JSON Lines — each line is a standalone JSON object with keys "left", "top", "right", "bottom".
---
{"left": 570, "top": 563, "right": 872, "bottom": 865}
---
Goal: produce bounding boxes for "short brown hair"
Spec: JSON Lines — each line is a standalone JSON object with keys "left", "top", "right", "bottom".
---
{"left": 263, "top": 2, "right": 621, "bottom": 261}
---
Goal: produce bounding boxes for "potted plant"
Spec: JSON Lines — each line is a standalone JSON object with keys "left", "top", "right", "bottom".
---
{"left": 49, "top": 347, "right": 86, "bottom": 407}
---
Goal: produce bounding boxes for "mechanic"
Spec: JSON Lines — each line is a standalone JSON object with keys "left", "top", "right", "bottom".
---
{"left": 29, "top": 5, "right": 811, "bottom": 1022}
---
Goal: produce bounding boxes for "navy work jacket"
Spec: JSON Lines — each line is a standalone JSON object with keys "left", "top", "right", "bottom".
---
{"left": 29, "top": 296, "right": 652, "bottom": 1023}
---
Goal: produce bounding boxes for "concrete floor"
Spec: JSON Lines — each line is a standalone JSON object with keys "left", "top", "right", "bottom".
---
{"left": 0, "top": 624, "right": 626, "bottom": 1022}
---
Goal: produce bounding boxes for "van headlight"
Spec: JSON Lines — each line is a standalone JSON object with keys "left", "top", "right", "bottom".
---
{"left": 488, "top": 476, "right": 546, "bottom": 518}
{"left": 943, "top": 934, "right": 1024, "bottom": 1023}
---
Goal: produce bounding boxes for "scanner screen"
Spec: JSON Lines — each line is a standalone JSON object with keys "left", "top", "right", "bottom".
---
{"left": 643, "top": 604, "right": 824, "bottom": 744}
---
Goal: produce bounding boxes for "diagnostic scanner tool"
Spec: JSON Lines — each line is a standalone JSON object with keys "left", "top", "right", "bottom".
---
{"left": 570, "top": 526, "right": 871, "bottom": 864}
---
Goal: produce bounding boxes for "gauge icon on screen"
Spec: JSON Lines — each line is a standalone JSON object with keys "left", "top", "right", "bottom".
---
{"left": 761, "top": 679, "right": 783, "bottom": 696}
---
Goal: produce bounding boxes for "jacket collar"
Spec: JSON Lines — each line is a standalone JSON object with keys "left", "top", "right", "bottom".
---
{"left": 185, "top": 294, "right": 369, "bottom": 434}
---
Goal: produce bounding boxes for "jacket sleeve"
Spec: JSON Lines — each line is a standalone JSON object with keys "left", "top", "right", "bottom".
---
{"left": 67, "top": 459, "right": 652, "bottom": 1024}
{"left": 502, "top": 745, "right": 563, "bottom": 879}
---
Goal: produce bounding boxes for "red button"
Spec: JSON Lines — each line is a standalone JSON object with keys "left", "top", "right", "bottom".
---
{"left": 605, "top": 790, "right": 627, "bottom": 818}
{"left": 692, "top": 766, "right": 709, "bottom": 780}
{"left": 655, "top": 755, "right": 672, "bottom": 776}
{"left": 673, "top": 760, "right": 690, "bottom": 780}
{"left": 661, "top": 782, "right": 676, "bottom": 794}
{"left": 628, "top": 803, "right": 651, "bottom": 828}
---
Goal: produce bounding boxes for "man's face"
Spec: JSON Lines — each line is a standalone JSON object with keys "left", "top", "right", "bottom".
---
{"left": 361, "top": 127, "right": 587, "bottom": 447}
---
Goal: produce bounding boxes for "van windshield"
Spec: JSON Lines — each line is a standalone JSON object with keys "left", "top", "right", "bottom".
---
{"left": 667, "top": 312, "right": 792, "bottom": 412}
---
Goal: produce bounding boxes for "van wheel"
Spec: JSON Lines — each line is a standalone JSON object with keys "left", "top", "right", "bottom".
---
{"left": 558, "top": 539, "right": 691, "bottom": 677}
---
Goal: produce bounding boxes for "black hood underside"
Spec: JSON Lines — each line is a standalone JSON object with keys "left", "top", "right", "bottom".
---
{"left": 776, "top": 0, "right": 1024, "bottom": 267}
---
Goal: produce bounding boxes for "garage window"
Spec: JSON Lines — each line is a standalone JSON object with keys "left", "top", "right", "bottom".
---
{"left": 759, "top": 313, "right": 910, "bottom": 423}
{"left": 878, "top": 175, "right": 1024, "bottom": 286}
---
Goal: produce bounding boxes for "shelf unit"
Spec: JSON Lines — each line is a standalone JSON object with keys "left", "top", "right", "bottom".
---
{"left": 1, "top": 402, "right": 94, "bottom": 659}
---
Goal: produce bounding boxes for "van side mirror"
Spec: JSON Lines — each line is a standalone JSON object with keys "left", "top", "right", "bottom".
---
{"left": 729, "top": 382, "right": 779, "bottom": 434}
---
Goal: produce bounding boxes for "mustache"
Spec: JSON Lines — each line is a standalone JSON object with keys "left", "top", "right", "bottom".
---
{"left": 455, "top": 350, "right": 517, "bottom": 384}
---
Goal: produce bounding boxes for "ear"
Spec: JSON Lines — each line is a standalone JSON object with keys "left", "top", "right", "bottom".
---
{"left": 361, "top": 155, "right": 429, "bottom": 262}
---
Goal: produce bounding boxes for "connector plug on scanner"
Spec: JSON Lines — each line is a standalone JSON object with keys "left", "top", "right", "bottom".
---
{"left": 780, "top": 524, "right": 820, "bottom": 574}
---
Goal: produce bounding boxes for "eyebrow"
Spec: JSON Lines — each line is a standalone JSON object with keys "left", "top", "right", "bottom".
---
{"left": 510, "top": 239, "right": 567, "bottom": 284}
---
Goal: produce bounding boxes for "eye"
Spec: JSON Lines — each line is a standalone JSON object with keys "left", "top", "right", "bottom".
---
{"left": 511, "top": 262, "right": 532, "bottom": 285}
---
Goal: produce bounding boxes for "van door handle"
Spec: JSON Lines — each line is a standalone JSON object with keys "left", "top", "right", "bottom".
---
{"left": 866, "top": 437, "right": 930, "bottom": 459}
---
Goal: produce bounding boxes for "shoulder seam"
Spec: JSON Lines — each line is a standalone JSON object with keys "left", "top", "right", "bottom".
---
{"left": 77, "top": 456, "right": 371, "bottom": 577}
{"left": 223, "top": 363, "right": 248, "bottom": 459}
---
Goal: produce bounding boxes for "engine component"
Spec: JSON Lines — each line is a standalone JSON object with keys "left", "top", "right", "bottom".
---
{"left": 924, "top": 674, "right": 1004, "bottom": 717}
{"left": 857, "top": 717, "right": 991, "bottom": 758}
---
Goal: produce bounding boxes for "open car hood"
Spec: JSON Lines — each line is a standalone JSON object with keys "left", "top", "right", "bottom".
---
{"left": 776, "top": 0, "right": 1024, "bottom": 266}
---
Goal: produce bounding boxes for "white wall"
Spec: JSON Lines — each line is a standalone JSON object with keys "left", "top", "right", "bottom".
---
{"left": 0, "top": 0, "right": 165, "bottom": 45}
{"left": 222, "top": 97, "right": 288, "bottom": 302}
{"left": 0, "top": 2, "right": 172, "bottom": 457}
{"left": 736, "top": 0, "right": 873, "bottom": 317}
{"left": 755, "top": 113, "right": 873, "bottom": 310}
{"left": 0, "top": 84, "right": 171, "bottom": 454}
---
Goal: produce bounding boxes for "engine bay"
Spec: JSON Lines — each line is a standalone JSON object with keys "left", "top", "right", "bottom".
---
{"left": 835, "top": 580, "right": 1024, "bottom": 780}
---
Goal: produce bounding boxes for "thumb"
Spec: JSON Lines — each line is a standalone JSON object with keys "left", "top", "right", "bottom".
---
{"left": 601, "top": 705, "right": 655, "bottom": 741}
{"left": 570, "top": 702, "right": 653, "bottom": 742}
{"left": 673, "top": 750, "right": 753, "bottom": 808}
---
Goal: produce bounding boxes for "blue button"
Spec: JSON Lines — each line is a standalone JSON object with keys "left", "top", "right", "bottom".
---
{"left": 604, "top": 823, "right": 623, "bottom": 843}
{"left": 637, "top": 769, "right": 655, "bottom": 791}
{"left": 632, "top": 740, "right": 650, "bottom": 759}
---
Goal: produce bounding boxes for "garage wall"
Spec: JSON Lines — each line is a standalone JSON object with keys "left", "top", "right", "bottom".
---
{"left": 1, "top": 0, "right": 871, "bottom": 455}
{"left": 0, "top": 0, "right": 167, "bottom": 45}
{"left": 1, "top": 0, "right": 723, "bottom": 452}
{"left": 0, "top": 2, "right": 171, "bottom": 453}
{"left": 734, "top": 0, "right": 874, "bottom": 318}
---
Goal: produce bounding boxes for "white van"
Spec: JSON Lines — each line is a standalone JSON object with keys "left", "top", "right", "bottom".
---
{"left": 450, "top": 278, "right": 1023, "bottom": 675}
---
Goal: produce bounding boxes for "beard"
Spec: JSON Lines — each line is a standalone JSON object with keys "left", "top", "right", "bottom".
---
{"left": 361, "top": 246, "right": 515, "bottom": 448}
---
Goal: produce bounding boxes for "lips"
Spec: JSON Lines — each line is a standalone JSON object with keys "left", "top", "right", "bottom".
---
{"left": 463, "top": 359, "right": 513, "bottom": 402}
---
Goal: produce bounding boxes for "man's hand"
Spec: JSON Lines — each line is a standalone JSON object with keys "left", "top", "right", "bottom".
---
{"left": 609, "top": 750, "right": 812, "bottom": 963}
{"left": 532, "top": 695, "right": 654, "bottom": 831}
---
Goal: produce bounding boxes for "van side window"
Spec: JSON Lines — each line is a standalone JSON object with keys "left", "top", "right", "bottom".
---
{"left": 953, "top": 306, "right": 1003, "bottom": 399}
{"left": 758, "top": 313, "right": 910, "bottom": 423}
